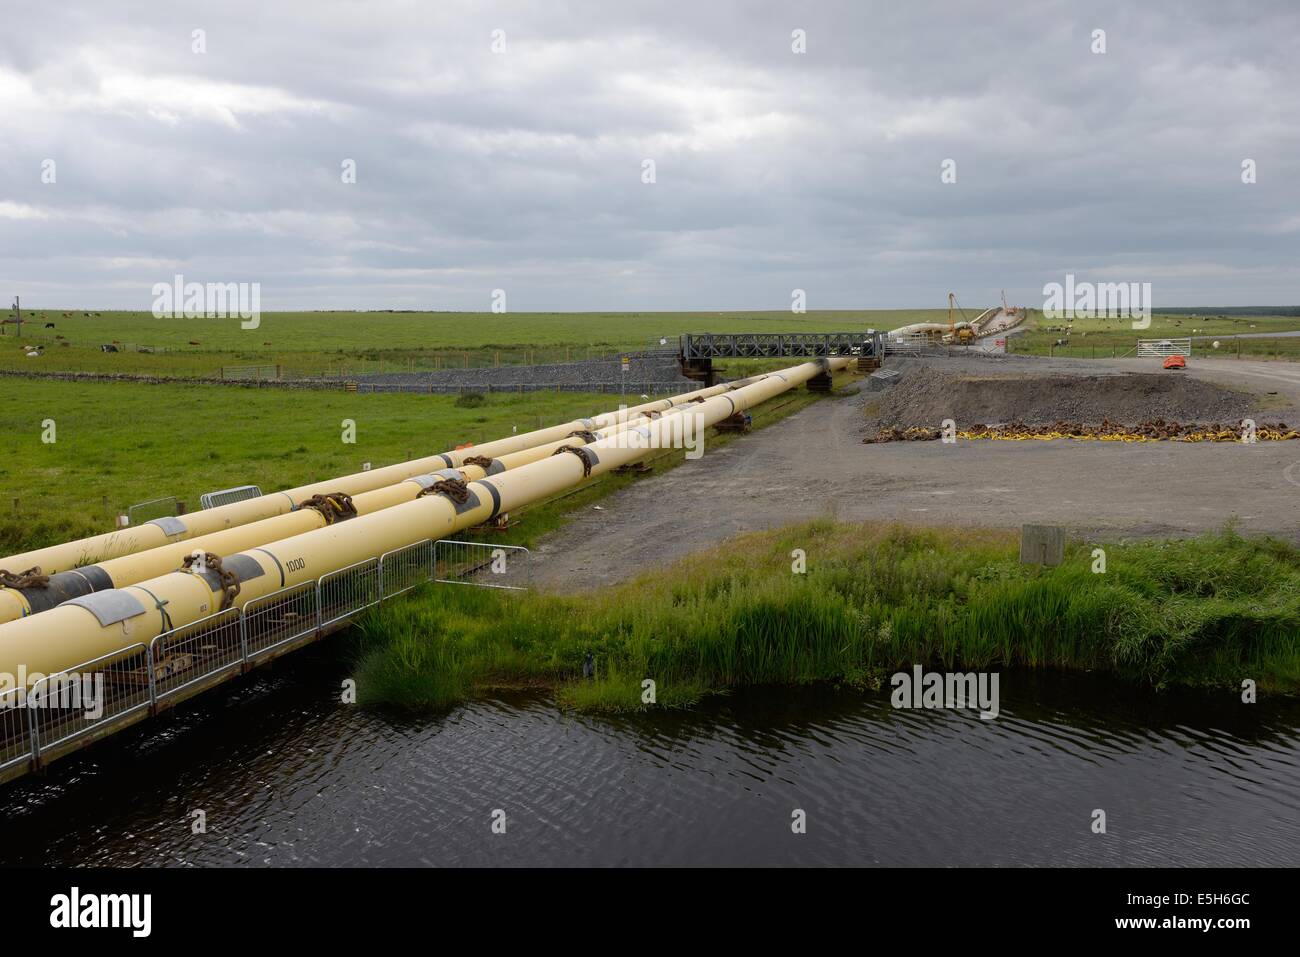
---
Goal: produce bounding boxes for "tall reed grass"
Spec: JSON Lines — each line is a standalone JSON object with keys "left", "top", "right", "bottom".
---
{"left": 349, "top": 521, "right": 1300, "bottom": 712}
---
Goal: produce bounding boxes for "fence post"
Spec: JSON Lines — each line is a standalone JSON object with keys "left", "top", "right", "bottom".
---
{"left": 315, "top": 580, "right": 324, "bottom": 636}
{"left": 26, "top": 685, "right": 40, "bottom": 768}
{"left": 146, "top": 639, "right": 158, "bottom": 713}
{"left": 239, "top": 612, "right": 250, "bottom": 669}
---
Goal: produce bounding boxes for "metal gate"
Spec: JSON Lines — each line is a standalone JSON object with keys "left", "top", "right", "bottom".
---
{"left": 1137, "top": 337, "right": 1191, "bottom": 358}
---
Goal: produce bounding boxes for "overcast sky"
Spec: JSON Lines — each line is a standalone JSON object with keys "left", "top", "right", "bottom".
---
{"left": 2, "top": 1, "right": 1298, "bottom": 311}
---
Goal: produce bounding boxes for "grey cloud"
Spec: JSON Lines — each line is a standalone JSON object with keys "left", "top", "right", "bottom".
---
{"left": 1, "top": 0, "right": 1297, "bottom": 311}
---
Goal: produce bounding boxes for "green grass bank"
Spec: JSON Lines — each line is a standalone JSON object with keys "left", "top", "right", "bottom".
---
{"left": 349, "top": 520, "right": 1300, "bottom": 713}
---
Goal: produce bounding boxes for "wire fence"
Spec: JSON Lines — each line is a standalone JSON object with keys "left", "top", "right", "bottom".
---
{"left": 0, "top": 538, "right": 529, "bottom": 779}
{"left": 280, "top": 346, "right": 648, "bottom": 380}
{"left": 220, "top": 364, "right": 282, "bottom": 381}
{"left": 352, "top": 380, "right": 686, "bottom": 396}
{"left": 0, "top": 687, "right": 33, "bottom": 774}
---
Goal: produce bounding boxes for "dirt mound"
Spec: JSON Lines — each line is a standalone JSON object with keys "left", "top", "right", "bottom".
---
{"left": 861, "top": 369, "right": 1257, "bottom": 429}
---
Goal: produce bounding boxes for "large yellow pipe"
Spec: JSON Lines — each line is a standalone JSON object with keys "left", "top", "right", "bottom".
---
{"left": 0, "top": 401, "right": 706, "bottom": 624}
{"left": 0, "top": 359, "right": 845, "bottom": 686}
{"left": 0, "top": 378, "right": 754, "bottom": 580}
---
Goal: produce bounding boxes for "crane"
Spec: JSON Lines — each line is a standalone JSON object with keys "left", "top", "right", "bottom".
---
{"left": 946, "top": 292, "right": 975, "bottom": 343}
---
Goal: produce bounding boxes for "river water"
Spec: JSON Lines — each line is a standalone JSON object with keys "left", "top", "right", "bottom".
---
{"left": 2, "top": 643, "right": 1297, "bottom": 867}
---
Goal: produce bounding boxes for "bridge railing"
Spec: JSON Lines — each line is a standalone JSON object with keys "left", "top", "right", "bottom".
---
{"left": 0, "top": 539, "right": 529, "bottom": 781}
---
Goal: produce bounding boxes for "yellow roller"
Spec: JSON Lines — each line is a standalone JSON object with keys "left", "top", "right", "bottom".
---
{"left": 0, "top": 359, "right": 846, "bottom": 686}
{"left": 0, "top": 377, "right": 754, "bottom": 579}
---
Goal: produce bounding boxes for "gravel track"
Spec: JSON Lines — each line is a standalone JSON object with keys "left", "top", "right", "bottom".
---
{"left": 514, "top": 357, "right": 1300, "bottom": 590}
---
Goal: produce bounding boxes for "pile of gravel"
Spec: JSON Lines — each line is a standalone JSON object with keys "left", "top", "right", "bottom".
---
{"left": 861, "top": 367, "right": 1258, "bottom": 429}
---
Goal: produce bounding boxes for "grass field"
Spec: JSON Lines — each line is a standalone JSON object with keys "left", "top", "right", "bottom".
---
{"left": 0, "top": 379, "right": 619, "bottom": 555}
{"left": 0, "top": 363, "right": 835, "bottom": 557}
{"left": 7, "top": 307, "right": 1298, "bottom": 376}
{"left": 2, "top": 309, "right": 945, "bottom": 377}
{"left": 1010, "top": 310, "right": 1300, "bottom": 360}
{"left": 350, "top": 520, "right": 1300, "bottom": 713}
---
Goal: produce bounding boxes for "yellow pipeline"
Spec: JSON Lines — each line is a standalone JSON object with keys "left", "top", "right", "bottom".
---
{"left": 0, "top": 402, "right": 704, "bottom": 624}
{"left": 0, "top": 358, "right": 845, "bottom": 685}
{"left": 0, "top": 378, "right": 751, "bottom": 578}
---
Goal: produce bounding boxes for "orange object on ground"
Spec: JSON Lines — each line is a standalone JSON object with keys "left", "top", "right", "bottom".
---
{"left": 1163, "top": 355, "right": 1186, "bottom": 369}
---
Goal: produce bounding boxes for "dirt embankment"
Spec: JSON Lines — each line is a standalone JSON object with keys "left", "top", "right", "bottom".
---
{"left": 862, "top": 364, "right": 1260, "bottom": 430}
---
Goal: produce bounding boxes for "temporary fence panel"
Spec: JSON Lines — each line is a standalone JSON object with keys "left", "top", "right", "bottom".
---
{"left": 434, "top": 540, "right": 530, "bottom": 590}
{"left": 200, "top": 484, "right": 263, "bottom": 510}
{"left": 150, "top": 608, "right": 246, "bottom": 704}
{"left": 379, "top": 539, "right": 436, "bottom": 598}
{"left": 319, "top": 558, "right": 381, "bottom": 627}
{"left": 127, "top": 496, "right": 179, "bottom": 526}
{"left": 0, "top": 688, "right": 31, "bottom": 774}
{"left": 28, "top": 644, "right": 152, "bottom": 757}
{"left": 244, "top": 582, "right": 319, "bottom": 661}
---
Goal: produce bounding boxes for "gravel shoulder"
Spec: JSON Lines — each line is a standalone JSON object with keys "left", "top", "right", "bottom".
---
{"left": 517, "top": 357, "right": 1300, "bottom": 590}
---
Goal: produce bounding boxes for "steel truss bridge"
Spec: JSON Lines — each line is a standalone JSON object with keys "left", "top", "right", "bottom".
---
{"left": 679, "top": 331, "right": 878, "bottom": 361}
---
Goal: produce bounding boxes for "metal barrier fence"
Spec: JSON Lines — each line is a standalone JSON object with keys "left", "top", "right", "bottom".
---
{"left": 882, "top": 335, "right": 947, "bottom": 357}
{"left": 319, "top": 559, "right": 380, "bottom": 628}
{"left": 0, "top": 539, "right": 530, "bottom": 780}
{"left": 200, "top": 484, "right": 263, "bottom": 510}
{"left": 380, "top": 540, "right": 436, "bottom": 598}
{"left": 245, "top": 582, "right": 319, "bottom": 661}
{"left": 0, "top": 687, "right": 32, "bottom": 774}
{"left": 127, "top": 495, "right": 179, "bottom": 526}
{"left": 434, "top": 540, "right": 530, "bottom": 590}
{"left": 28, "top": 644, "right": 152, "bottom": 757}
{"left": 151, "top": 608, "right": 245, "bottom": 703}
